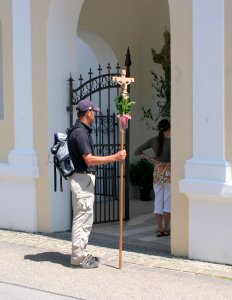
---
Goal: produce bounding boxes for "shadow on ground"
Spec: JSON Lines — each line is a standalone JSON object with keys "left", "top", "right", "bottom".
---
{"left": 24, "top": 252, "right": 71, "bottom": 268}
{"left": 42, "top": 231, "right": 171, "bottom": 258}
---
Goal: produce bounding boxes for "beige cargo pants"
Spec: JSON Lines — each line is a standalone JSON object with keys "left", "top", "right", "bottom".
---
{"left": 69, "top": 173, "right": 95, "bottom": 265}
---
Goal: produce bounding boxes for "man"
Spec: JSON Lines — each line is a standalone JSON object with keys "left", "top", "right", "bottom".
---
{"left": 68, "top": 99, "right": 127, "bottom": 268}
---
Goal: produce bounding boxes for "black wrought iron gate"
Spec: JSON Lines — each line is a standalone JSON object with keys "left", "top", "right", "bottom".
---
{"left": 67, "top": 50, "right": 132, "bottom": 224}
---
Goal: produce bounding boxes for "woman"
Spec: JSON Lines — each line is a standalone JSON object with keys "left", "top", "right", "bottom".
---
{"left": 134, "top": 119, "right": 171, "bottom": 237}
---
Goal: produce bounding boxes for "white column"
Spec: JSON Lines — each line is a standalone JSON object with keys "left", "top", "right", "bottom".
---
{"left": 0, "top": 0, "right": 38, "bottom": 232}
{"left": 180, "top": 0, "right": 232, "bottom": 192}
{"left": 8, "top": 0, "right": 38, "bottom": 174}
{"left": 184, "top": 0, "right": 230, "bottom": 184}
{"left": 180, "top": 0, "right": 232, "bottom": 265}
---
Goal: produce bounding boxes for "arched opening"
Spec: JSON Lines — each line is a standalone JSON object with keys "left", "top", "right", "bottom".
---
{"left": 77, "top": 0, "right": 171, "bottom": 254}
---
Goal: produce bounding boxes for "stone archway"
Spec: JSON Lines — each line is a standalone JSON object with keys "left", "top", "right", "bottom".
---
{"left": 45, "top": 1, "right": 181, "bottom": 253}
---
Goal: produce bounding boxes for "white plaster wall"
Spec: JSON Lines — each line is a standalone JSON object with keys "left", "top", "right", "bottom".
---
{"left": 77, "top": 37, "right": 98, "bottom": 79}
{"left": 78, "top": 31, "right": 117, "bottom": 69}
{"left": 0, "top": 177, "right": 37, "bottom": 231}
{"left": 47, "top": 0, "right": 84, "bottom": 231}
{"left": 189, "top": 196, "right": 232, "bottom": 264}
{"left": 76, "top": 31, "right": 118, "bottom": 116}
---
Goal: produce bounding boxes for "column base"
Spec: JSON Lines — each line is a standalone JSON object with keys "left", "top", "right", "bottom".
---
{"left": 0, "top": 148, "right": 39, "bottom": 232}
{"left": 184, "top": 158, "right": 231, "bottom": 182}
{"left": 180, "top": 159, "right": 232, "bottom": 265}
{"left": 188, "top": 194, "right": 232, "bottom": 265}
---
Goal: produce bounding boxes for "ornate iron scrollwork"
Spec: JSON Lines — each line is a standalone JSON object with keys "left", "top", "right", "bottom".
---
{"left": 72, "top": 73, "right": 119, "bottom": 105}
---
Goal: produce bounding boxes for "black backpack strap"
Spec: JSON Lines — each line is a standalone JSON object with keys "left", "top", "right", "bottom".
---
{"left": 67, "top": 125, "right": 79, "bottom": 137}
{"left": 66, "top": 125, "right": 78, "bottom": 173}
{"left": 60, "top": 174, "right": 63, "bottom": 192}
{"left": 54, "top": 159, "right": 57, "bottom": 192}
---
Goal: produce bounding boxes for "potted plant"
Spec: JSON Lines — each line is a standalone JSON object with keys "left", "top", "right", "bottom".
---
{"left": 129, "top": 158, "right": 154, "bottom": 201}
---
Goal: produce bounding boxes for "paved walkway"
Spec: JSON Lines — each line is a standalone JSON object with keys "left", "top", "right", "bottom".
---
{"left": 1, "top": 199, "right": 232, "bottom": 299}
{"left": 2, "top": 236, "right": 232, "bottom": 300}
{"left": 1, "top": 227, "right": 232, "bottom": 280}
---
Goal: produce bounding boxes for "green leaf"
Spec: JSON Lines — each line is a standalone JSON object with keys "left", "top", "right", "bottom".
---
{"left": 114, "top": 96, "right": 136, "bottom": 115}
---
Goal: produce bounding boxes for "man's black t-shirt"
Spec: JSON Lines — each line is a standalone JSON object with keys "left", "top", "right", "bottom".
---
{"left": 68, "top": 120, "right": 95, "bottom": 173}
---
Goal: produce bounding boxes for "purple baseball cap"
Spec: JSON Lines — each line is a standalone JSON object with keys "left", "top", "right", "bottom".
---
{"left": 76, "top": 100, "right": 100, "bottom": 112}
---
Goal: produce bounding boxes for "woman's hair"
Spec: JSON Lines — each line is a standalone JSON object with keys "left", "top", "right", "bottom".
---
{"left": 157, "top": 119, "right": 170, "bottom": 158}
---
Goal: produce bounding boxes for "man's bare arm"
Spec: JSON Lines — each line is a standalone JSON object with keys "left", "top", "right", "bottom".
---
{"left": 83, "top": 150, "right": 127, "bottom": 166}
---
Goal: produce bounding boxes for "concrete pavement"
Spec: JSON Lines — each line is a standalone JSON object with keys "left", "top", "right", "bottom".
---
{"left": 1, "top": 228, "right": 232, "bottom": 280}
{"left": 1, "top": 230, "right": 232, "bottom": 299}
{"left": 1, "top": 198, "right": 232, "bottom": 299}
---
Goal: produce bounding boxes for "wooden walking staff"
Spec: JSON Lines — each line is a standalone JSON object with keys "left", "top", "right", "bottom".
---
{"left": 113, "top": 68, "right": 135, "bottom": 269}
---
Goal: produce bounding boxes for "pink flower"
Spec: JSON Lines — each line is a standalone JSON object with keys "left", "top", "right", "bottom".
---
{"left": 117, "top": 114, "right": 131, "bottom": 130}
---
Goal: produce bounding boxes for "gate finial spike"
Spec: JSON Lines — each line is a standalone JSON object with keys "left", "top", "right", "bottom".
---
{"left": 98, "top": 64, "right": 102, "bottom": 74}
{"left": 125, "top": 47, "right": 132, "bottom": 68}
{"left": 107, "top": 63, "right": 111, "bottom": 71}
{"left": 67, "top": 72, "right": 74, "bottom": 83}
{"left": 116, "top": 63, "right": 120, "bottom": 74}
{"left": 78, "top": 74, "right": 83, "bottom": 84}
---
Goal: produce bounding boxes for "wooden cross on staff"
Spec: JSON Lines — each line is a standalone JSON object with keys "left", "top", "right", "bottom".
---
{"left": 112, "top": 68, "right": 135, "bottom": 270}
{"left": 113, "top": 68, "right": 134, "bottom": 100}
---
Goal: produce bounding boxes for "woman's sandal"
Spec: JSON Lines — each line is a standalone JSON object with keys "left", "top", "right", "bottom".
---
{"left": 156, "top": 230, "right": 164, "bottom": 237}
{"left": 163, "top": 229, "right": 170, "bottom": 236}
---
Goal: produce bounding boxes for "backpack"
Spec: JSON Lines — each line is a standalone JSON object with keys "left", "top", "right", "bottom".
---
{"left": 50, "top": 127, "right": 76, "bottom": 192}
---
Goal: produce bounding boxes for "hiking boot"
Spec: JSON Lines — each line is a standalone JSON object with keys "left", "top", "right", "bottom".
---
{"left": 87, "top": 254, "right": 100, "bottom": 263}
{"left": 79, "top": 255, "right": 99, "bottom": 269}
